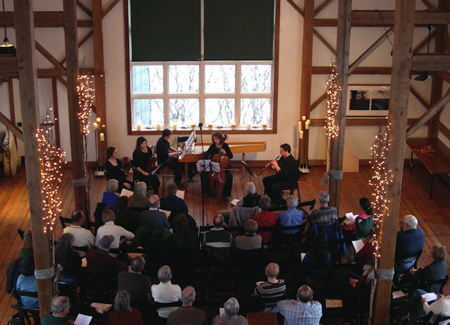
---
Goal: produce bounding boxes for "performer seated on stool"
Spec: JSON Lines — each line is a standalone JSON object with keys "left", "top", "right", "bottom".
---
{"left": 201, "top": 131, "right": 233, "bottom": 202}
{"left": 156, "top": 129, "right": 184, "bottom": 188}
{"left": 263, "top": 143, "right": 298, "bottom": 206}
{"left": 133, "top": 137, "right": 160, "bottom": 195}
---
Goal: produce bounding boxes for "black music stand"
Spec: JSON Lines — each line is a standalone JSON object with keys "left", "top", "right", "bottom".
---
{"left": 240, "top": 161, "right": 257, "bottom": 182}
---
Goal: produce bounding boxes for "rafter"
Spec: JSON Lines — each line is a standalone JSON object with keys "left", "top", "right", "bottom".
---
{"left": 103, "top": 0, "right": 120, "bottom": 18}
{"left": 0, "top": 12, "right": 92, "bottom": 27}
{"left": 313, "top": 29, "right": 336, "bottom": 54}
{"left": 412, "top": 28, "right": 437, "bottom": 54}
{"left": 77, "top": 0, "right": 92, "bottom": 17}
{"left": 286, "top": 0, "right": 304, "bottom": 17}
{"left": 314, "top": 0, "right": 334, "bottom": 17}
{"left": 410, "top": 85, "right": 430, "bottom": 109}
{"left": 412, "top": 53, "right": 450, "bottom": 71}
{"left": 35, "top": 40, "right": 66, "bottom": 72}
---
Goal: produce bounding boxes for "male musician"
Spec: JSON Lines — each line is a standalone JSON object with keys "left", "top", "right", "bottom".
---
{"left": 263, "top": 143, "right": 298, "bottom": 206}
{"left": 156, "top": 129, "right": 184, "bottom": 188}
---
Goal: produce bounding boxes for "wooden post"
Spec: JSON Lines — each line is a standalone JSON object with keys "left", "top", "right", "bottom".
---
{"left": 299, "top": 0, "right": 314, "bottom": 166}
{"left": 92, "top": 0, "right": 106, "bottom": 166}
{"left": 63, "top": 0, "right": 89, "bottom": 215}
{"left": 13, "top": 0, "right": 53, "bottom": 317}
{"left": 373, "top": 0, "right": 415, "bottom": 324}
{"left": 328, "top": 0, "right": 351, "bottom": 213}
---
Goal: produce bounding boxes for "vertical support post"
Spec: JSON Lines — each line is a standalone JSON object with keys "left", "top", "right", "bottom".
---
{"left": 299, "top": 0, "right": 314, "bottom": 166}
{"left": 373, "top": 0, "right": 415, "bottom": 324}
{"left": 328, "top": 0, "right": 351, "bottom": 213}
{"left": 92, "top": 0, "right": 107, "bottom": 165}
{"left": 51, "top": 78, "right": 61, "bottom": 150}
{"left": 13, "top": 0, "right": 53, "bottom": 317}
{"left": 64, "top": 0, "right": 89, "bottom": 214}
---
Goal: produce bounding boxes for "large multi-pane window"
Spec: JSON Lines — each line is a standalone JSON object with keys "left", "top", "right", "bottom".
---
{"left": 127, "top": 0, "right": 277, "bottom": 131}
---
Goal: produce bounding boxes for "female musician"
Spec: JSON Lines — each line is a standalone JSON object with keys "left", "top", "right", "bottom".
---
{"left": 105, "top": 147, "right": 134, "bottom": 191}
{"left": 201, "top": 131, "right": 233, "bottom": 201}
{"left": 132, "top": 137, "right": 160, "bottom": 195}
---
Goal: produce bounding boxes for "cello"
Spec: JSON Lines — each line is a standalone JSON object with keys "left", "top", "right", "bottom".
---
{"left": 209, "top": 134, "right": 229, "bottom": 190}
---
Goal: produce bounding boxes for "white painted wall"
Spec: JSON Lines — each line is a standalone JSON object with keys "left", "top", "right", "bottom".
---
{"left": 1, "top": 0, "right": 448, "bottom": 164}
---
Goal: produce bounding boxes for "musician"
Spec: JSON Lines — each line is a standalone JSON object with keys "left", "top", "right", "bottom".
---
{"left": 132, "top": 137, "right": 160, "bottom": 194}
{"left": 263, "top": 143, "right": 298, "bottom": 206}
{"left": 156, "top": 129, "right": 184, "bottom": 188}
{"left": 105, "top": 147, "right": 133, "bottom": 191}
{"left": 201, "top": 131, "right": 233, "bottom": 201}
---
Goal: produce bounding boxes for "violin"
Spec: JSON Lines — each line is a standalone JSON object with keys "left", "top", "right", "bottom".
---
{"left": 147, "top": 145, "right": 158, "bottom": 173}
{"left": 209, "top": 134, "right": 229, "bottom": 190}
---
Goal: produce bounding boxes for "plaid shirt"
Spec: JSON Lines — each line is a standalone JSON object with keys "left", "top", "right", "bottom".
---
{"left": 277, "top": 300, "right": 322, "bottom": 325}
{"left": 308, "top": 206, "right": 338, "bottom": 226}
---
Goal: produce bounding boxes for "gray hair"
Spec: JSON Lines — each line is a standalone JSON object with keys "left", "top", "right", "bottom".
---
{"left": 134, "top": 182, "right": 147, "bottom": 197}
{"left": 213, "top": 214, "right": 225, "bottom": 228}
{"left": 318, "top": 191, "right": 330, "bottom": 204}
{"left": 403, "top": 215, "right": 418, "bottom": 229}
{"left": 259, "top": 196, "right": 271, "bottom": 211}
{"left": 245, "top": 182, "right": 256, "bottom": 195}
{"left": 51, "top": 296, "right": 70, "bottom": 315}
{"left": 130, "top": 256, "right": 145, "bottom": 272}
{"left": 157, "top": 265, "right": 172, "bottom": 283}
{"left": 106, "top": 179, "right": 119, "bottom": 193}
{"left": 298, "top": 285, "right": 313, "bottom": 303}
{"left": 286, "top": 195, "right": 298, "bottom": 209}
{"left": 224, "top": 297, "right": 240, "bottom": 317}
{"left": 181, "top": 286, "right": 196, "bottom": 306}
{"left": 149, "top": 195, "right": 160, "bottom": 208}
{"left": 114, "top": 290, "right": 132, "bottom": 315}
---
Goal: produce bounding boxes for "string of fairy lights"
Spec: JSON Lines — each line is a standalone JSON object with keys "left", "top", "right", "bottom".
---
{"left": 368, "top": 120, "right": 393, "bottom": 258}
{"left": 76, "top": 74, "right": 95, "bottom": 136}
{"left": 325, "top": 60, "right": 341, "bottom": 139}
{"left": 37, "top": 108, "right": 65, "bottom": 233}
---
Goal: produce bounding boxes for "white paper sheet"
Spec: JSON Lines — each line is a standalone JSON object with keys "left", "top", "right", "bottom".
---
{"left": 176, "top": 190, "right": 185, "bottom": 200}
{"left": 120, "top": 188, "right": 134, "bottom": 197}
{"left": 352, "top": 239, "right": 364, "bottom": 253}
{"left": 74, "top": 314, "right": 92, "bottom": 325}
{"left": 326, "top": 299, "right": 343, "bottom": 308}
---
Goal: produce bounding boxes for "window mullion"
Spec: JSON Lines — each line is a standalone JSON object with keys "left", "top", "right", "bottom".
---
{"left": 199, "top": 62, "right": 205, "bottom": 125}
{"left": 235, "top": 63, "right": 241, "bottom": 126}
{"left": 164, "top": 62, "right": 169, "bottom": 127}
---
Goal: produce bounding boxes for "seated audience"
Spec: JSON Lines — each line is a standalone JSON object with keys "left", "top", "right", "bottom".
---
{"left": 19, "top": 230, "right": 33, "bottom": 260}
{"left": 234, "top": 219, "right": 262, "bottom": 250}
{"left": 102, "top": 179, "right": 120, "bottom": 205}
{"left": 211, "top": 297, "right": 247, "bottom": 325}
{"left": 55, "top": 233, "right": 82, "bottom": 287}
{"left": 277, "top": 285, "right": 322, "bottom": 325}
{"left": 42, "top": 296, "right": 71, "bottom": 325}
{"left": 252, "top": 263, "right": 286, "bottom": 312}
{"left": 236, "top": 182, "right": 261, "bottom": 208}
{"left": 151, "top": 265, "right": 182, "bottom": 318}
{"left": 139, "top": 195, "right": 170, "bottom": 229}
{"left": 86, "top": 235, "right": 127, "bottom": 276}
{"left": 307, "top": 191, "right": 338, "bottom": 227}
{"left": 167, "top": 286, "right": 207, "bottom": 325}
{"left": 108, "top": 290, "right": 144, "bottom": 325}
{"left": 395, "top": 215, "right": 424, "bottom": 274}
{"left": 118, "top": 256, "right": 151, "bottom": 312}
{"left": 115, "top": 196, "right": 139, "bottom": 234}
{"left": 96, "top": 209, "right": 135, "bottom": 256}
{"left": 420, "top": 294, "right": 450, "bottom": 324}
{"left": 277, "top": 195, "right": 304, "bottom": 235}
{"left": 16, "top": 255, "right": 39, "bottom": 308}
{"left": 63, "top": 210, "right": 95, "bottom": 257}
{"left": 301, "top": 233, "right": 331, "bottom": 289}
{"left": 160, "top": 184, "right": 188, "bottom": 214}
{"left": 129, "top": 182, "right": 150, "bottom": 210}
{"left": 342, "top": 197, "right": 374, "bottom": 239}
{"left": 252, "top": 196, "right": 278, "bottom": 244}
{"left": 203, "top": 214, "right": 232, "bottom": 265}
{"left": 105, "top": 146, "right": 133, "bottom": 191}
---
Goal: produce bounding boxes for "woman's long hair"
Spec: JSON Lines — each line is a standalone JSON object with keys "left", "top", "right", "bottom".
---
{"left": 173, "top": 214, "right": 189, "bottom": 245}
{"left": 114, "top": 290, "right": 132, "bottom": 315}
{"left": 56, "top": 233, "right": 76, "bottom": 265}
{"left": 106, "top": 147, "right": 116, "bottom": 160}
{"left": 134, "top": 137, "right": 147, "bottom": 155}
{"left": 359, "top": 197, "right": 373, "bottom": 216}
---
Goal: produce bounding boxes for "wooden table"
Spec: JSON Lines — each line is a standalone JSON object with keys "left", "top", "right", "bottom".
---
{"left": 406, "top": 137, "right": 450, "bottom": 199}
{"left": 247, "top": 312, "right": 279, "bottom": 325}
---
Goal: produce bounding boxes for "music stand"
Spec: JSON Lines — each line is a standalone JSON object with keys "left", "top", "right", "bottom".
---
{"left": 240, "top": 161, "right": 257, "bottom": 182}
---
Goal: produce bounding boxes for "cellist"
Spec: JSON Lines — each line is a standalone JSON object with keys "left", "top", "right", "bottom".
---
{"left": 201, "top": 131, "right": 233, "bottom": 202}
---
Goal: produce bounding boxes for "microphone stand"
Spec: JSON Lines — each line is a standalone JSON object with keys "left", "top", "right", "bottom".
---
{"left": 198, "top": 123, "right": 207, "bottom": 226}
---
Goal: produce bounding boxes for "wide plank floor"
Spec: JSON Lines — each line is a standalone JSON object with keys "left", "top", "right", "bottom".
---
{"left": 0, "top": 163, "right": 449, "bottom": 323}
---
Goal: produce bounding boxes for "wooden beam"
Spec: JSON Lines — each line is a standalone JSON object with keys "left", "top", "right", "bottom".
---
{"left": 92, "top": 0, "right": 106, "bottom": 165}
{"left": 286, "top": 0, "right": 304, "bottom": 17}
{"left": 412, "top": 28, "right": 437, "bottom": 54}
{"left": 349, "top": 27, "right": 394, "bottom": 74}
{"left": 0, "top": 11, "right": 92, "bottom": 27}
{"left": 444, "top": 29, "right": 450, "bottom": 53}
{"left": 0, "top": 112, "right": 23, "bottom": 140}
{"left": 8, "top": 79, "right": 15, "bottom": 126}
{"left": 410, "top": 85, "right": 430, "bottom": 109}
{"left": 13, "top": 0, "right": 53, "bottom": 317}
{"left": 313, "top": 29, "right": 337, "bottom": 55}
{"left": 56, "top": 76, "right": 67, "bottom": 87}
{"left": 51, "top": 78, "right": 61, "bottom": 149}
{"left": 373, "top": 1, "right": 415, "bottom": 323}
{"left": 0, "top": 56, "right": 18, "bottom": 73}
{"left": 102, "top": 0, "right": 120, "bottom": 18}
{"left": 435, "top": 71, "right": 450, "bottom": 83}
{"left": 299, "top": 0, "right": 315, "bottom": 166}
{"left": 0, "top": 66, "right": 95, "bottom": 77}
{"left": 313, "top": 66, "right": 392, "bottom": 74}
{"left": 328, "top": 0, "right": 351, "bottom": 213}
{"left": 406, "top": 87, "right": 450, "bottom": 138}
{"left": 77, "top": 0, "right": 92, "bottom": 17}
{"left": 437, "top": 120, "right": 450, "bottom": 140}
{"left": 60, "top": 30, "right": 94, "bottom": 65}
{"left": 314, "top": 0, "right": 334, "bottom": 17}
{"left": 35, "top": 40, "right": 66, "bottom": 72}
{"left": 310, "top": 117, "right": 420, "bottom": 126}
{"left": 421, "top": 0, "right": 436, "bottom": 9}
{"left": 412, "top": 53, "right": 450, "bottom": 71}
{"left": 311, "top": 92, "right": 327, "bottom": 111}
{"left": 63, "top": 0, "right": 89, "bottom": 215}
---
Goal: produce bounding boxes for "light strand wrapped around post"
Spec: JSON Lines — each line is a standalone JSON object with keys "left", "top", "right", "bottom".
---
{"left": 325, "top": 60, "right": 341, "bottom": 139}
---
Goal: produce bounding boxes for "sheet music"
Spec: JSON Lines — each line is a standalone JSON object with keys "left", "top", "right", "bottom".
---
{"left": 196, "top": 160, "right": 220, "bottom": 172}
{"left": 176, "top": 190, "right": 185, "bottom": 200}
{"left": 179, "top": 130, "right": 196, "bottom": 159}
{"left": 74, "top": 314, "right": 93, "bottom": 325}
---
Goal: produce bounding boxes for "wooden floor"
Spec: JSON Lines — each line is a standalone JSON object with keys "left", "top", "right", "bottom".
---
{"left": 1, "top": 163, "right": 450, "bottom": 323}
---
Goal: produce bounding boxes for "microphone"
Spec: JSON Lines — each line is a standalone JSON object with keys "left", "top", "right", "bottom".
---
{"left": 198, "top": 123, "right": 203, "bottom": 128}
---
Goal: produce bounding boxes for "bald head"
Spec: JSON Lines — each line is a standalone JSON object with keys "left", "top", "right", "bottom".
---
{"left": 297, "top": 285, "right": 313, "bottom": 303}
{"left": 149, "top": 195, "right": 160, "bottom": 208}
{"left": 181, "top": 286, "right": 196, "bottom": 306}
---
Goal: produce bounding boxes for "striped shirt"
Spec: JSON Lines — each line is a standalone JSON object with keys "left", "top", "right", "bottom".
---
{"left": 254, "top": 279, "right": 286, "bottom": 307}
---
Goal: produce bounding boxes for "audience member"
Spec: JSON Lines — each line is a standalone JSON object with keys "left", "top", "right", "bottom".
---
{"left": 96, "top": 209, "right": 135, "bottom": 256}
{"left": 16, "top": 255, "right": 39, "bottom": 308}
{"left": 160, "top": 184, "right": 188, "bottom": 214}
{"left": 234, "top": 219, "right": 262, "bottom": 250}
{"left": 42, "top": 296, "right": 71, "bottom": 325}
{"left": 118, "top": 256, "right": 151, "bottom": 311}
{"left": 86, "top": 235, "right": 127, "bottom": 276}
{"left": 19, "top": 230, "right": 33, "bottom": 260}
{"left": 342, "top": 197, "right": 374, "bottom": 239}
{"left": 307, "top": 191, "right": 338, "bottom": 227}
{"left": 151, "top": 265, "right": 182, "bottom": 318}
{"left": 139, "top": 195, "right": 171, "bottom": 229}
{"left": 55, "top": 233, "right": 82, "bottom": 287}
{"left": 211, "top": 297, "right": 247, "bottom": 325}
{"left": 277, "top": 195, "right": 304, "bottom": 235}
{"left": 395, "top": 215, "right": 424, "bottom": 274}
{"left": 167, "top": 286, "right": 207, "bottom": 325}
{"left": 252, "top": 263, "right": 286, "bottom": 312}
{"left": 301, "top": 233, "right": 331, "bottom": 274}
{"left": 277, "top": 285, "right": 322, "bottom": 325}
{"left": 115, "top": 196, "right": 139, "bottom": 234}
{"left": 63, "top": 210, "right": 95, "bottom": 257}
{"left": 129, "top": 182, "right": 150, "bottom": 210}
{"left": 108, "top": 290, "right": 144, "bottom": 325}
{"left": 236, "top": 182, "right": 261, "bottom": 208}
{"left": 203, "top": 214, "right": 232, "bottom": 248}
{"left": 102, "top": 179, "right": 120, "bottom": 205}
{"left": 252, "top": 196, "right": 277, "bottom": 244}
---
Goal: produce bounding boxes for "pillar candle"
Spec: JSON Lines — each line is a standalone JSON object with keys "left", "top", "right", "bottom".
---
{"left": 298, "top": 121, "right": 302, "bottom": 132}
{"left": 247, "top": 123, "right": 252, "bottom": 130}
{"left": 299, "top": 131, "right": 303, "bottom": 139}
{"left": 93, "top": 122, "right": 98, "bottom": 130}
{"left": 100, "top": 133, "right": 105, "bottom": 141}
{"left": 137, "top": 123, "right": 141, "bottom": 131}
{"left": 156, "top": 123, "right": 161, "bottom": 131}
{"left": 305, "top": 120, "right": 310, "bottom": 129}
{"left": 173, "top": 123, "right": 177, "bottom": 130}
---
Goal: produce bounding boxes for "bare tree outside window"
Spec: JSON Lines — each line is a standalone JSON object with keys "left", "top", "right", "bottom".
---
{"left": 240, "top": 98, "right": 271, "bottom": 125}
{"left": 169, "top": 98, "right": 199, "bottom": 125}
{"left": 241, "top": 65, "right": 271, "bottom": 93}
{"left": 133, "top": 99, "right": 164, "bottom": 126}
{"left": 205, "top": 98, "right": 235, "bottom": 125}
{"left": 169, "top": 65, "right": 199, "bottom": 93}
